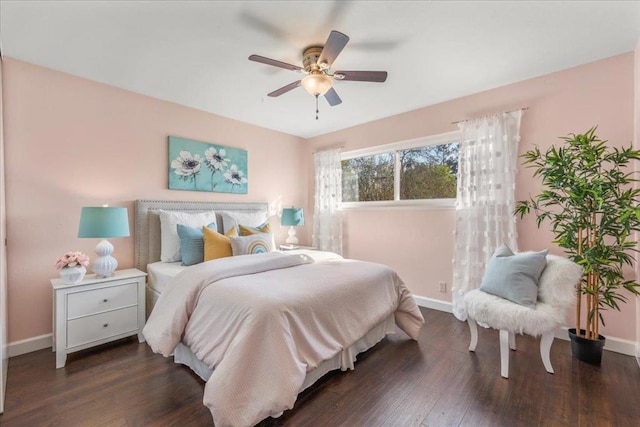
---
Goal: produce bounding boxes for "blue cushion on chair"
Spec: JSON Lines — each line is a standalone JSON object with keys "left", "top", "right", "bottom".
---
{"left": 479, "top": 244, "right": 548, "bottom": 308}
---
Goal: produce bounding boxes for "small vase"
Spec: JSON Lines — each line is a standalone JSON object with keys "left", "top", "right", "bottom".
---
{"left": 60, "top": 265, "right": 86, "bottom": 285}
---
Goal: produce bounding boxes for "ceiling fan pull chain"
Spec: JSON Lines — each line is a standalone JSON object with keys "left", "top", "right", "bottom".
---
{"left": 315, "top": 94, "right": 319, "bottom": 120}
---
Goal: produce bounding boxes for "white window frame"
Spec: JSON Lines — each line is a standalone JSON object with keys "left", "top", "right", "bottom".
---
{"left": 340, "top": 130, "right": 460, "bottom": 210}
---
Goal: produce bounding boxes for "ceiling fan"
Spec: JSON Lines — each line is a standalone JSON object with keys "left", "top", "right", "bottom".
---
{"left": 249, "top": 30, "right": 388, "bottom": 118}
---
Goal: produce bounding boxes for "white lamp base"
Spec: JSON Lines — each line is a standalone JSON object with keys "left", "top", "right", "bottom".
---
{"left": 285, "top": 226, "right": 299, "bottom": 245}
{"left": 91, "top": 239, "right": 118, "bottom": 278}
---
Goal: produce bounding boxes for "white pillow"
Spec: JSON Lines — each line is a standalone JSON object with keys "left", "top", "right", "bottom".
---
{"left": 221, "top": 211, "right": 267, "bottom": 234}
{"left": 159, "top": 210, "right": 217, "bottom": 262}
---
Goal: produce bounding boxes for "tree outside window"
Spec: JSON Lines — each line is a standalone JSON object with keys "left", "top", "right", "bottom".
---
{"left": 342, "top": 142, "right": 458, "bottom": 203}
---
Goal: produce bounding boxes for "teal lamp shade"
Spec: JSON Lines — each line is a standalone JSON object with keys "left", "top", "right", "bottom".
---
{"left": 78, "top": 207, "right": 130, "bottom": 278}
{"left": 281, "top": 208, "right": 305, "bottom": 227}
{"left": 78, "top": 207, "right": 130, "bottom": 238}
{"left": 281, "top": 208, "right": 304, "bottom": 245}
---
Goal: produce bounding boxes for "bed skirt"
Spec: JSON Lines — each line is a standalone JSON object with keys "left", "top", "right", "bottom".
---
{"left": 146, "top": 284, "right": 161, "bottom": 318}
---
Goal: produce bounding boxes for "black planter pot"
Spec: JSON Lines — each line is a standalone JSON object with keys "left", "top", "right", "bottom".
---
{"left": 568, "top": 328, "right": 605, "bottom": 365}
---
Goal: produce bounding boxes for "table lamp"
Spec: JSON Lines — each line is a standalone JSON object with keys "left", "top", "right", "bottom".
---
{"left": 281, "top": 207, "right": 305, "bottom": 246}
{"left": 78, "top": 206, "right": 130, "bottom": 278}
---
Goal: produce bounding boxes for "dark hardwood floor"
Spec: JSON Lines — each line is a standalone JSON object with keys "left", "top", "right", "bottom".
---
{"left": 1, "top": 308, "right": 639, "bottom": 426}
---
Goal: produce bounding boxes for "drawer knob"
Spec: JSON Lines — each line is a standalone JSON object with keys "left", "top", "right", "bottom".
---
{"left": 103, "top": 323, "right": 108, "bottom": 328}
{"left": 103, "top": 299, "right": 108, "bottom": 303}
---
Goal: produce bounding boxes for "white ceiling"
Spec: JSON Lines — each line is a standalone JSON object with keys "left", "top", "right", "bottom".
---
{"left": 2, "top": 1, "right": 639, "bottom": 138}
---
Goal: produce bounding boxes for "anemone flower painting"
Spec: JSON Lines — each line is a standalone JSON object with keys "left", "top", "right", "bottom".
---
{"left": 171, "top": 151, "right": 202, "bottom": 187}
{"left": 168, "top": 136, "right": 248, "bottom": 194}
{"left": 224, "top": 164, "right": 249, "bottom": 190}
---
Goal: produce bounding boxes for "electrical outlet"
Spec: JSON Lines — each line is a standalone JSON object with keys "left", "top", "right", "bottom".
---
{"left": 439, "top": 281, "right": 447, "bottom": 293}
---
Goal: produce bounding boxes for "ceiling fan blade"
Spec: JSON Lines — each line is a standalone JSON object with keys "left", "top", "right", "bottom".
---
{"left": 334, "top": 70, "right": 388, "bottom": 82}
{"left": 267, "top": 81, "right": 301, "bottom": 97}
{"left": 324, "top": 87, "right": 342, "bottom": 106}
{"left": 318, "top": 30, "right": 350, "bottom": 68}
{"left": 249, "top": 55, "right": 303, "bottom": 72}
{"left": 240, "top": 12, "right": 290, "bottom": 42}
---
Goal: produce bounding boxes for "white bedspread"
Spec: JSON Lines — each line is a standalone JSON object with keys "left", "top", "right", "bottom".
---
{"left": 143, "top": 251, "right": 424, "bottom": 427}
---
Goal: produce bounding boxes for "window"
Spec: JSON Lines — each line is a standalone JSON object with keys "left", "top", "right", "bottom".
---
{"left": 341, "top": 131, "right": 459, "bottom": 208}
{"left": 342, "top": 152, "right": 394, "bottom": 202}
{"left": 399, "top": 143, "right": 458, "bottom": 199}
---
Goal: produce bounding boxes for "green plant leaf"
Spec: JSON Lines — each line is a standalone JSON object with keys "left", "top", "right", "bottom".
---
{"left": 516, "top": 127, "right": 640, "bottom": 330}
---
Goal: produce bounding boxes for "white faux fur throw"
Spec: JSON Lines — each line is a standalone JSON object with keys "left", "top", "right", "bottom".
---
{"left": 464, "top": 254, "right": 583, "bottom": 336}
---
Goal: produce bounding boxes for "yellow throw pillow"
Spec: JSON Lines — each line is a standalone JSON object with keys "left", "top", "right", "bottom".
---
{"left": 239, "top": 223, "right": 271, "bottom": 236}
{"left": 203, "top": 227, "right": 238, "bottom": 261}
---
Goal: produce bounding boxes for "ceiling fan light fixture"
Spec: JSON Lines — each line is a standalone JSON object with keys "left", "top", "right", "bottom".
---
{"left": 249, "top": 30, "right": 387, "bottom": 106}
{"left": 301, "top": 73, "right": 333, "bottom": 96}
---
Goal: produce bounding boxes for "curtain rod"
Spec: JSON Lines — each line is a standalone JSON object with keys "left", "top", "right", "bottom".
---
{"left": 313, "top": 145, "right": 345, "bottom": 154}
{"left": 451, "top": 107, "right": 529, "bottom": 125}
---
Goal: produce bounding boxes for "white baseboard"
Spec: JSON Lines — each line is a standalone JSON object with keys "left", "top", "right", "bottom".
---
{"left": 413, "top": 294, "right": 453, "bottom": 313}
{"left": 636, "top": 343, "right": 640, "bottom": 368}
{"left": 8, "top": 333, "right": 52, "bottom": 358}
{"left": 413, "top": 294, "right": 637, "bottom": 358}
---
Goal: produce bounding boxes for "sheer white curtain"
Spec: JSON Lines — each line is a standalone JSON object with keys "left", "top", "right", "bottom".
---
{"left": 452, "top": 111, "right": 522, "bottom": 321}
{"left": 313, "top": 148, "right": 343, "bottom": 255}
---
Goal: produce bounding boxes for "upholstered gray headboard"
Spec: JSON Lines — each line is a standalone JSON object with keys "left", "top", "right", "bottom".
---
{"left": 134, "top": 199, "right": 269, "bottom": 272}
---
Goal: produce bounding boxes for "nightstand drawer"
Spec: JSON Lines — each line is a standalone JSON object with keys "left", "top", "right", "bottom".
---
{"left": 67, "top": 282, "right": 138, "bottom": 319}
{"left": 67, "top": 306, "right": 138, "bottom": 348}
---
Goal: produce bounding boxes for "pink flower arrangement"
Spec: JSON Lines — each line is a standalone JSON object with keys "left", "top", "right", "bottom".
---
{"left": 55, "top": 251, "right": 90, "bottom": 270}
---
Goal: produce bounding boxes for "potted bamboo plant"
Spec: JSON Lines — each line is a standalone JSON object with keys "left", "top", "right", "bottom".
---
{"left": 515, "top": 127, "right": 640, "bottom": 365}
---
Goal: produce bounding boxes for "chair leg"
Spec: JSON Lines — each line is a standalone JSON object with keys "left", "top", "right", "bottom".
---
{"left": 509, "top": 332, "right": 516, "bottom": 351}
{"left": 499, "top": 330, "right": 510, "bottom": 379}
{"left": 540, "top": 331, "right": 555, "bottom": 374}
{"left": 468, "top": 317, "right": 478, "bottom": 352}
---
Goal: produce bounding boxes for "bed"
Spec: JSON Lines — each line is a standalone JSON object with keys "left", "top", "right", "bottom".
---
{"left": 135, "top": 199, "right": 424, "bottom": 426}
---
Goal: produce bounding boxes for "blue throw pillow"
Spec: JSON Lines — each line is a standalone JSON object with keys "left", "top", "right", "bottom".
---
{"left": 177, "top": 222, "right": 216, "bottom": 266}
{"left": 479, "top": 244, "right": 548, "bottom": 308}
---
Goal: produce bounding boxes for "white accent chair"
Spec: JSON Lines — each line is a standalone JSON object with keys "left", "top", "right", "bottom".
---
{"left": 464, "top": 254, "right": 582, "bottom": 378}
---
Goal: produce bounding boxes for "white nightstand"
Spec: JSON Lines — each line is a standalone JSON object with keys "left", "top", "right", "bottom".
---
{"left": 51, "top": 268, "right": 147, "bottom": 369}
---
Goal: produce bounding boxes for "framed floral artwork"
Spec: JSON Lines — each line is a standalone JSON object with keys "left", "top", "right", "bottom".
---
{"left": 168, "top": 136, "right": 248, "bottom": 194}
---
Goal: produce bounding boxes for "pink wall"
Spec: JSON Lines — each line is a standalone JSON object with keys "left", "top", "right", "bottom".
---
{"left": 0, "top": 59, "right": 8, "bottom": 406}
{"left": 2, "top": 58, "right": 307, "bottom": 342}
{"left": 306, "top": 53, "right": 637, "bottom": 341}
{"left": 635, "top": 40, "right": 640, "bottom": 359}
{"left": 3, "top": 52, "right": 638, "bottom": 346}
